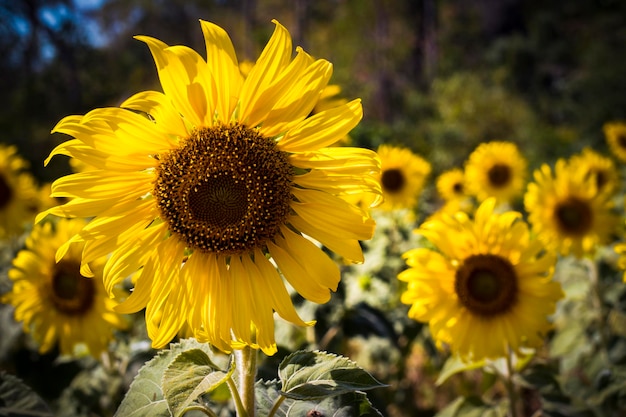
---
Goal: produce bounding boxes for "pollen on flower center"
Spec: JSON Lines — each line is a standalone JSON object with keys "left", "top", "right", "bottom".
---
{"left": 0, "top": 173, "right": 13, "bottom": 209}
{"left": 381, "top": 168, "right": 405, "bottom": 193}
{"left": 50, "top": 260, "right": 96, "bottom": 315}
{"left": 455, "top": 254, "right": 518, "bottom": 316}
{"left": 555, "top": 197, "right": 592, "bottom": 236}
{"left": 487, "top": 163, "right": 512, "bottom": 188}
{"left": 154, "top": 123, "right": 294, "bottom": 254}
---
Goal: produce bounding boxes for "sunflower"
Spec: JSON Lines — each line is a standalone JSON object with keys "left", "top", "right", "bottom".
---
{"left": 464, "top": 141, "right": 527, "bottom": 204}
{"left": 375, "top": 144, "right": 431, "bottom": 211}
{"left": 0, "top": 145, "right": 39, "bottom": 238}
{"left": 569, "top": 147, "right": 619, "bottom": 196}
{"left": 39, "top": 20, "right": 380, "bottom": 355}
{"left": 1, "top": 218, "right": 127, "bottom": 355}
{"left": 524, "top": 159, "right": 618, "bottom": 258}
{"left": 436, "top": 168, "right": 466, "bottom": 202}
{"left": 603, "top": 121, "right": 626, "bottom": 162}
{"left": 398, "top": 198, "right": 563, "bottom": 360}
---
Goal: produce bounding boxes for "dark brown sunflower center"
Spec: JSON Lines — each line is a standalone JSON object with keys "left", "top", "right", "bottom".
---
{"left": 617, "top": 133, "right": 626, "bottom": 149}
{"left": 0, "top": 173, "right": 13, "bottom": 209}
{"left": 452, "top": 181, "right": 464, "bottom": 194}
{"left": 555, "top": 197, "right": 593, "bottom": 236}
{"left": 487, "top": 163, "right": 512, "bottom": 188}
{"left": 455, "top": 254, "right": 518, "bottom": 316}
{"left": 381, "top": 168, "right": 405, "bottom": 193}
{"left": 592, "top": 169, "right": 607, "bottom": 190}
{"left": 154, "top": 123, "right": 294, "bottom": 254}
{"left": 50, "top": 260, "right": 96, "bottom": 315}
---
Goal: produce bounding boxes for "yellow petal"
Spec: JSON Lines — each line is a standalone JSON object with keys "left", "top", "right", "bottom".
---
{"left": 121, "top": 90, "right": 189, "bottom": 138}
{"left": 291, "top": 188, "right": 375, "bottom": 241}
{"left": 200, "top": 20, "right": 243, "bottom": 122}
{"left": 50, "top": 170, "right": 152, "bottom": 200}
{"left": 251, "top": 248, "right": 309, "bottom": 327}
{"left": 136, "top": 36, "right": 214, "bottom": 127}
{"left": 279, "top": 99, "right": 362, "bottom": 152}
{"left": 267, "top": 239, "right": 331, "bottom": 303}
{"left": 288, "top": 214, "right": 364, "bottom": 263}
{"left": 239, "top": 20, "right": 292, "bottom": 125}
{"left": 259, "top": 55, "right": 332, "bottom": 137}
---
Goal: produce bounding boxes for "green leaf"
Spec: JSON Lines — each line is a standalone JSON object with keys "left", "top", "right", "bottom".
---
{"left": 162, "top": 349, "right": 234, "bottom": 417}
{"left": 278, "top": 350, "right": 386, "bottom": 400}
{"left": 115, "top": 338, "right": 222, "bottom": 417}
{"left": 256, "top": 380, "right": 287, "bottom": 417}
{"left": 0, "top": 371, "right": 53, "bottom": 417}
{"left": 436, "top": 355, "right": 486, "bottom": 386}
{"left": 255, "top": 380, "right": 383, "bottom": 417}
{"left": 287, "top": 392, "right": 384, "bottom": 417}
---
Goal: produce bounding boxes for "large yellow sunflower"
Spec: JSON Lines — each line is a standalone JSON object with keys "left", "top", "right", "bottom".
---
{"left": 39, "top": 20, "right": 380, "bottom": 355}
{"left": 398, "top": 199, "right": 563, "bottom": 360}
{"left": 603, "top": 121, "right": 626, "bottom": 162}
{"left": 376, "top": 144, "right": 431, "bottom": 211}
{"left": 0, "top": 145, "right": 39, "bottom": 238}
{"left": 464, "top": 141, "right": 527, "bottom": 204}
{"left": 1, "top": 218, "right": 127, "bottom": 356}
{"left": 568, "top": 147, "right": 619, "bottom": 197}
{"left": 524, "top": 159, "right": 618, "bottom": 258}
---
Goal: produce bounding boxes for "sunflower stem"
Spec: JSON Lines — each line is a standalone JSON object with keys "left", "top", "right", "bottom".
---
{"left": 234, "top": 345, "right": 257, "bottom": 417}
{"left": 504, "top": 350, "right": 519, "bottom": 417}
{"left": 226, "top": 377, "right": 248, "bottom": 417}
{"left": 585, "top": 257, "right": 609, "bottom": 362}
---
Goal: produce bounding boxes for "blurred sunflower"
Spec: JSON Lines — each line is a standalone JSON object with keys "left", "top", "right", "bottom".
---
{"left": 603, "top": 121, "right": 626, "bottom": 162}
{"left": 524, "top": 159, "right": 618, "bottom": 258}
{"left": 464, "top": 141, "right": 527, "bottom": 204}
{"left": 39, "top": 20, "right": 380, "bottom": 355}
{"left": 1, "top": 219, "right": 127, "bottom": 356}
{"left": 398, "top": 199, "right": 563, "bottom": 360}
{"left": 376, "top": 144, "right": 431, "bottom": 211}
{"left": 569, "top": 148, "right": 619, "bottom": 196}
{"left": 436, "top": 168, "right": 466, "bottom": 202}
{"left": 0, "top": 145, "right": 39, "bottom": 238}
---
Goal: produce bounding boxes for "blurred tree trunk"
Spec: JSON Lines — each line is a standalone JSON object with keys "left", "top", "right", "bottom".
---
{"left": 242, "top": 0, "right": 257, "bottom": 60}
{"left": 410, "top": 0, "right": 437, "bottom": 88}
{"left": 293, "top": 0, "right": 309, "bottom": 49}
{"left": 372, "top": 0, "right": 392, "bottom": 122}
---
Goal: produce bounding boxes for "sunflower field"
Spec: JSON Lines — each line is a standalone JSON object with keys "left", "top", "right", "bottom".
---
{"left": 1, "top": 1, "right": 626, "bottom": 416}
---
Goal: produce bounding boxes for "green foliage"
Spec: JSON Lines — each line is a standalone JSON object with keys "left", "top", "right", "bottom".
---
{"left": 277, "top": 350, "right": 386, "bottom": 400}
{"left": 161, "top": 349, "right": 234, "bottom": 417}
{"left": 0, "top": 371, "right": 53, "bottom": 417}
{"left": 114, "top": 339, "right": 222, "bottom": 417}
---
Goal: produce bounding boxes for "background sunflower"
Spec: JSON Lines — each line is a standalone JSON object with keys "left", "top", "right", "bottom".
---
{"left": 399, "top": 199, "right": 563, "bottom": 360}
{"left": 464, "top": 141, "right": 527, "bottom": 205}
{"left": 524, "top": 159, "right": 619, "bottom": 258}
{"left": 376, "top": 144, "right": 431, "bottom": 211}
{"left": 2, "top": 218, "right": 128, "bottom": 356}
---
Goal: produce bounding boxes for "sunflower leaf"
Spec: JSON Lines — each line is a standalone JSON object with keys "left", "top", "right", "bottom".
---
{"left": 162, "top": 349, "right": 234, "bottom": 417}
{"left": 436, "top": 355, "right": 486, "bottom": 386}
{"left": 285, "top": 392, "right": 384, "bottom": 417}
{"left": 115, "top": 338, "right": 222, "bottom": 417}
{"left": 255, "top": 379, "right": 288, "bottom": 417}
{"left": 278, "top": 350, "right": 386, "bottom": 400}
{"left": 256, "top": 380, "right": 383, "bottom": 417}
{"left": 0, "top": 371, "right": 53, "bottom": 417}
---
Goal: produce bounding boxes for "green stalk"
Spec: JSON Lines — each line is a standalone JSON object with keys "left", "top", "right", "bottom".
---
{"left": 504, "top": 350, "right": 519, "bottom": 417}
{"left": 234, "top": 345, "right": 258, "bottom": 417}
